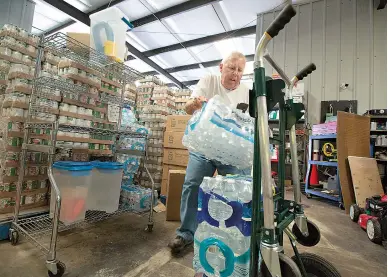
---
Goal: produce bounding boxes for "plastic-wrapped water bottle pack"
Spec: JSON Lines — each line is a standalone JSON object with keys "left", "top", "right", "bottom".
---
{"left": 119, "top": 184, "right": 157, "bottom": 212}
{"left": 193, "top": 175, "right": 278, "bottom": 277}
{"left": 120, "top": 107, "right": 149, "bottom": 135}
{"left": 116, "top": 154, "right": 141, "bottom": 177}
{"left": 182, "top": 95, "right": 254, "bottom": 169}
{"left": 118, "top": 137, "right": 146, "bottom": 151}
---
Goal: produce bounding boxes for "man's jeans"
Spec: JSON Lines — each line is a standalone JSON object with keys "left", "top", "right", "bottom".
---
{"left": 176, "top": 152, "right": 250, "bottom": 243}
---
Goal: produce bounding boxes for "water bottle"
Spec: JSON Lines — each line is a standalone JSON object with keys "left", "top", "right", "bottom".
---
{"left": 194, "top": 175, "right": 253, "bottom": 277}
{"left": 182, "top": 96, "right": 254, "bottom": 169}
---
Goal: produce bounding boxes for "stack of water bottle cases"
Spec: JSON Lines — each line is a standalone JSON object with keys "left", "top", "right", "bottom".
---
{"left": 117, "top": 94, "right": 156, "bottom": 213}
{"left": 183, "top": 96, "right": 260, "bottom": 276}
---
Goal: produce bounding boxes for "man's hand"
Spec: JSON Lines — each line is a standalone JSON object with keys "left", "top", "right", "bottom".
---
{"left": 185, "top": 96, "right": 208, "bottom": 115}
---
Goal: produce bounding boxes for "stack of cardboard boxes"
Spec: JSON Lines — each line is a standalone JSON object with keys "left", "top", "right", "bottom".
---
{"left": 162, "top": 115, "right": 191, "bottom": 220}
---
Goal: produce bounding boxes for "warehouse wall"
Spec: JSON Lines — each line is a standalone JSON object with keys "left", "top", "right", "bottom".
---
{"left": 256, "top": 0, "right": 387, "bottom": 124}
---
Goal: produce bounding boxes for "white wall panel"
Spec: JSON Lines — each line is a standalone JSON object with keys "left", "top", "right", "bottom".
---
{"left": 284, "top": 5, "right": 299, "bottom": 78}
{"left": 256, "top": 0, "right": 387, "bottom": 124}
{"left": 339, "top": 0, "right": 356, "bottom": 101}
{"left": 273, "top": 10, "right": 285, "bottom": 77}
{"left": 310, "top": 0, "right": 325, "bottom": 124}
{"left": 373, "top": 0, "right": 387, "bottom": 108}
{"left": 355, "top": 0, "right": 372, "bottom": 115}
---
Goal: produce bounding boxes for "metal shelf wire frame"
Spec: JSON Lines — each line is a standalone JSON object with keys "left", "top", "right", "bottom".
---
{"left": 8, "top": 32, "right": 157, "bottom": 277}
{"left": 43, "top": 33, "right": 143, "bottom": 83}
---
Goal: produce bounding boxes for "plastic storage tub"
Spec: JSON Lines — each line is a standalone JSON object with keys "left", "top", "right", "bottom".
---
{"left": 50, "top": 161, "right": 93, "bottom": 225}
{"left": 90, "top": 6, "right": 130, "bottom": 62}
{"left": 88, "top": 161, "right": 124, "bottom": 213}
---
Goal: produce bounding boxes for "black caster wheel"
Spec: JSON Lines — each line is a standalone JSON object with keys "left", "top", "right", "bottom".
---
{"left": 146, "top": 224, "right": 153, "bottom": 232}
{"left": 291, "top": 219, "right": 321, "bottom": 247}
{"left": 349, "top": 204, "right": 362, "bottom": 222}
{"left": 48, "top": 261, "right": 66, "bottom": 277}
{"left": 306, "top": 193, "right": 312, "bottom": 199}
{"left": 339, "top": 203, "right": 345, "bottom": 210}
{"left": 367, "top": 218, "right": 383, "bottom": 244}
{"left": 261, "top": 253, "right": 302, "bottom": 277}
{"left": 292, "top": 252, "right": 341, "bottom": 277}
{"left": 10, "top": 229, "right": 19, "bottom": 246}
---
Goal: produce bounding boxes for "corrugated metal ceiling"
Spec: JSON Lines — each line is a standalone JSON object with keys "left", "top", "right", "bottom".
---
{"left": 31, "top": 0, "right": 303, "bottom": 88}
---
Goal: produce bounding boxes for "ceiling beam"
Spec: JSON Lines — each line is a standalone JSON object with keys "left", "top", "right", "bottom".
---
{"left": 140, "top": 26, "right": 256, "bottom": 57}
{"left": 126, "top": 42, "right": 185, "bottom": 88}
{"left": 42, "top": 0, "right": 90, "bottom": 25}
{"left": 42, "top": 0, "right": 185, "bottom": 88}
{"left": 45, "top": 0, "right": 219, "bottom": 35}
{"left": 142, "top": 54, "right": 254, "bottom": 75}
{"left": 131, "top": 0, "right": 221, "bottom": 27}
{"left": 45, "top": 0, "right": 129, "bottom": 35}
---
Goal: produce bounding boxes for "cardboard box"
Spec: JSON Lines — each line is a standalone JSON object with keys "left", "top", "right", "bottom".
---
{"left": 162, "top": 164, "right": 187, "bottom": 181}
{"left": 166, "top": 115, "right": 191, "bottom": 132}
{"left": 163, "top": 149, "right": 189, "bottom": 167}
{"left": 164, "top": 131, "right": 185, "bottom": 149}
{"left": 166, "top": 170, "right": 186, "bottom": 221}
{"left": 161, "top": 164, "right": 187, "bottom": 195}
{"left": 67, "top": 32, "right": 90, "bottom": 48}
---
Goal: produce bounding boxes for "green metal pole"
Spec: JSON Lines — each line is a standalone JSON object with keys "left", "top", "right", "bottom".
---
{"left": 249, "top": 67, "right": 266, "bottom": 277}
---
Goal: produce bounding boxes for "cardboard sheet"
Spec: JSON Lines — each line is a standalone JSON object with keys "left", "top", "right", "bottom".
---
{"left": 337, "top": 112, "right": 370, "bottom": 213}
{"left": 348, "top": 156, "right": 384, "bottom": 208}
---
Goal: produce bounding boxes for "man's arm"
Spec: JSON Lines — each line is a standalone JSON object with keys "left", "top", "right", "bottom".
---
{"left": 185, "top": 96, "right": 207, "bottom": 115}
{"left": 184, "top": 76, "right": 211, "bottom": 115}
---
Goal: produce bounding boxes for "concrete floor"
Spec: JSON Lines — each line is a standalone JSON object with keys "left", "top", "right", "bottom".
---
{"left": 0, "top": 194, "right": 386, "bottom": 277}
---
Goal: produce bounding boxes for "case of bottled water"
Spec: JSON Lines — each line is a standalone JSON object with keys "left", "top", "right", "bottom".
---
{"left": 193, "top": 175, "right": 278, "bottom": 277}
{"left": 182, "top": 96, "right": 254, "bottom": 169}
{"left": 120, "top": 184, "right": 157, "bottom": 212}
{"left": 116, "top": 154, "right": 141, "bottom": 178}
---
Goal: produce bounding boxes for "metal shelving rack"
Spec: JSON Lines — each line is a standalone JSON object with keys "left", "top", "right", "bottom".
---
{"left": 8, "top": 32, "right": 156, "bottom": 277}
{"left": 305, "top": 134, "right": 343, "bottom": 206}
{"left": 270, "top": 119, "right": 307, "bottom": 182}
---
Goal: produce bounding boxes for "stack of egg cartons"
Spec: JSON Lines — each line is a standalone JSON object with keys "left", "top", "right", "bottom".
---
{"left": 174, "top": 89, "right": 191, "bottom": 115}
{"left": 124, "top": 82, "right": 137, "bottom": 107}
{"left": 0, "top": 24, "right": 59, "bottom": 215}
{"left": 135, "top": 76, "right": 175, "bottom": 190}
{"left": 193, "top": 175, "right": 253, "bottom": 277}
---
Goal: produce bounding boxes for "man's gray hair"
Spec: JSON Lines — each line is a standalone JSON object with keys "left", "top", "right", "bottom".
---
{"left": 221, "top": 51, "right": 246, "bottom": 64}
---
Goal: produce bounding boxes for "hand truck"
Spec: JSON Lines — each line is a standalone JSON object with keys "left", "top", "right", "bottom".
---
{"left": 249, "top": 4, "right": 342, "bottom": 277}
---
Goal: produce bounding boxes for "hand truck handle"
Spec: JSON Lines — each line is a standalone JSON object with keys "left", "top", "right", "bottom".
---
{"left": 295, "top": 63, "right": 316, "bottom": 82}
{"left": 266, "top": 4, "right": 297, "bottom": 38}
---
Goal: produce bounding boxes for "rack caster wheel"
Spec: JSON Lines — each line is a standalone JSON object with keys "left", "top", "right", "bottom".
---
{"left": 146, "top": 224, "right": 153, "bottom": 232}
{"left": 339, "top": 203, "right": 345, "bottom": 210}
{"left": 292, "top": 219, "right": 321, "bottom": 247}
{"left": 292, "top": 252, "right": 341, "bottom": 277}
{"left": 9, "top": 229, "right": 19, "bottom": 246}
{"left": 306, "top": 193, "right": 312, "bottom": 199}
{"left": 48, "top": 261, "right": 66, "bottom": 277}
{"left": 261, "top": 253, "right": 302, "bottom": 277}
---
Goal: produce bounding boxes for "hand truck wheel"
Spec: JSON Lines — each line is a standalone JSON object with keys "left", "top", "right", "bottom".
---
{"left": 9, "top": 229, "right": 19, "bottom": 246}
{"left": 146, "top": 223, "right": 153, "bottom": 232}
{"left": 339, "top": 202, "right": 345, "bottom": 210}
{"left": 261, "top": 252, "right": 302, "bottom": 277}
{"left": 292, "top": 252, "right": 341, "bottom": 277}
{"left": 48, "top": 261, "right": 66, "bottom": 277}
{"left": 291, "top": 219, "right": 321, "bottom": 247}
